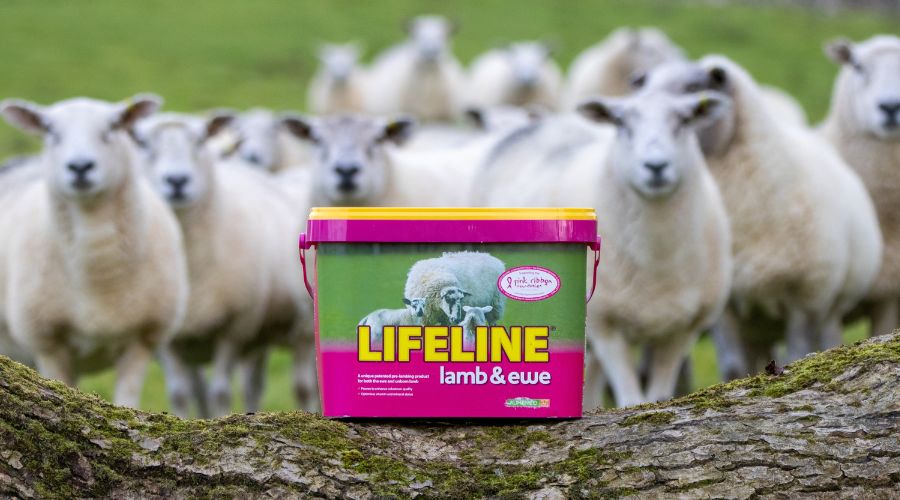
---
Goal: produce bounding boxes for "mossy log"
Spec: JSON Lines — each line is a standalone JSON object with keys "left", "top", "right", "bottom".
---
{"left": 1, "top": 334, "right": 899, "bottom": 499}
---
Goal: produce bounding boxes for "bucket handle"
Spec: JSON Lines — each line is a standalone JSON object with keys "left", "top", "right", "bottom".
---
{"left": 298, "top": 233, "right": 315, "bottom": 299}
{"left": 301, "top": 233, "right": 600, "bottom": 303}
{"left": 586, "top": 235, "right": 602, "bottom": 303}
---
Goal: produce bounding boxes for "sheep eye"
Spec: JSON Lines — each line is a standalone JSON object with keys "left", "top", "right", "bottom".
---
{"left": 46, "top": 128, "right": 61, "bottom": 144}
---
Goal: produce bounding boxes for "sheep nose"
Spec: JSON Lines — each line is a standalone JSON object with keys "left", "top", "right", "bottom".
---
{"left": 164, "top": 174, "right": 190, "bottom": 189}
{"left": 643, "top": 161, "right": 670, "bottom": 176}
{"left": 335, "top": 164, "right": 361, "bottom": 179}
{"left": 67, "top": 159, "right": 95, "bottom": 174}
{"left": 879, "top": 101, "right": 900, "bottom": 124}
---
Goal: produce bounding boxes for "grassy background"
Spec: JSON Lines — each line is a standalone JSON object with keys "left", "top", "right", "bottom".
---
{"left": 0, "top": 0, "right": 888, "bottom": 411}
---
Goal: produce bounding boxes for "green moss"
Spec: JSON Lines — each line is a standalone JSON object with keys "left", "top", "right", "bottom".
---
{"left": 621, "top": 411, "right": 675, "bottom": 427}
{"left": 257, "top": 411, "right": 352, "bottom": 453}
{"left": 474, "top": 426, "right": 557, "bottom": 460}
{"left": 671, "top": 337, "right": 900, "bottom": 412}
{"left": 555, "top": 447, "right": 632, "bottom": 483}
{"left": 755, "top": 339, "right": 900, "bottom": 398}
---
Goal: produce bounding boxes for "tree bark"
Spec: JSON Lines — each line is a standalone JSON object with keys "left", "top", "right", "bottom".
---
{"left": 1, "top": 334, "right": 898, "bottom": 499}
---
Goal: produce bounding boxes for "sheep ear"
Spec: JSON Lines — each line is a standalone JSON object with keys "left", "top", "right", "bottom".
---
{"left": 403, "top": 17, "right": 416, "bottom": 35}
{"left": 461, "top": 290, "right": 472, "bottom": 296}
{"left": 402, "top": 298, "right": 411, "bottom": 306}
{"left": 447, "top": 17, "right": 460, "bottom": 36}
{"left": 0, "top": 99, "right": 49, "bottom": 135}
{"left": 464, "top": 107, "right": 486, "bottom": 129}
{"left": 281, "top": 114, "right": 319, "bottom": 143}
{"left": 462, "top": 305, "right": 472, "bottom": 312}
{"left": 679, "top": 92, "right": 729, "bottom": 129}
{"left": 378, "top": 117, "right": 415, "bottom": 146}
{"left": 578, "top": 98, "right": 625, "bottom": 126}
{"left": 628, "top": 71, "right": 647, "bottom": 89}
{"left": 825, "top": 38, "right": 857, "bottom": 67}
{"left": 539, "top": 39, "right": 559, "bottom": 57}
{"left": 708, "top": 66, "right": 728, "bottom": 89}
{"left": 483, "top": 306, "right": 493, "bottom": 313}
{"left": 115, "top": 94, "right": 162, "bottom": 132}
{"left": 204, "top": 111, "right": 235, "bottom": 141}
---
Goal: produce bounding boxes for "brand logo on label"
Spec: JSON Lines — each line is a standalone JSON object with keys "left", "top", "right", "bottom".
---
{"left": 505, "top": 397, "right": 550, "bottom": 408}
{"left": 498, "top": 266, "right": 561, "bottom": 302}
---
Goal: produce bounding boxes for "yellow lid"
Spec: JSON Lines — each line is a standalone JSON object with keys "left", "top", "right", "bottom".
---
{"left": 308, "top": 207, "right": 597, "bottom": 221}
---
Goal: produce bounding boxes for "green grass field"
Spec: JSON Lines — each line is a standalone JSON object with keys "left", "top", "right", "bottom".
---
{"left": 0, "top": 0, "right": 891, "bottom": 411}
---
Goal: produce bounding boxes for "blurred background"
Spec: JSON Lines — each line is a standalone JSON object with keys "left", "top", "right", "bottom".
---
{"left": 0, "top": 0, "right": 895, "bottom": 411}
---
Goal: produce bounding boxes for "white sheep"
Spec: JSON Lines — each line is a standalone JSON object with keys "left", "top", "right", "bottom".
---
{"left": 279, "top": 113, "right": 462, "bottom": 207}
{"left": 0, "top": 158, "right": 42, "bottom": 366}
{"left": 404, "top": 252, "right": 506, "bottom": 327}
{"left": 472, "top": 89, "right": 733, "bottom": 406}
{"left": 464, "top": 42, "right": 563, "bottom": 111}
{"left": 459, "top": 305, "right": 492, "bottom": 349}
{"left": 138, "top": 112, "right": 310, "bottom": 417}
{"left": 308, "top": 43, "right": 367, "bottom": 115}
{"left": 218, "top": 108, "right": 312, "bottom": 173}
{"left": 0, "top": 95, "right": 189, "bottom": 408}
{"left": 565, "top": 28, "right": 806, "bottom": 126}
{"left": 359, "top": 297, "right": 427, "bottom": 342}
{"left": 364, "top": 15, "right": 465, "bottom": 122}
{"left": 821, "top": 35, "right": 900, "bottom": 337}
{"left": 564, "top": 27, "right": 684, "bottom": 107}
{"left": 760, "top": 85, "right": 808, "bottom": 126}
{"left": 642, "top": 57, "right": 883, "bottom": 378}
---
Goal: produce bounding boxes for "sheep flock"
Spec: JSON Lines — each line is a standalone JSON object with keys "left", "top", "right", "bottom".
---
{"left": 0, "top": 15, "right": 898, "bottom": 413}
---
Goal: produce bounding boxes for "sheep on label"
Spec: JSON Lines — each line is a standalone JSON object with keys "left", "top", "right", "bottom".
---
{"left": 404, "top": 252, "right": 507, "bottom": 327}
{"left": 0, "top": 95, "right": 189, "bottom": 409}
{"left": 459, "top": 304, "right": 493, "bottom": 348}
{"left": 359, "top": 297, "right": 427, "bottom": 342}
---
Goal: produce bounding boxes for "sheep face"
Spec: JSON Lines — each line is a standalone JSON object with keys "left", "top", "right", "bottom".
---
{"left": 440, "top": 286, "right": 471, "bottom": 324}
{"left": 403, "top": 297, "right": 427, "bottom": 319}
{"left": 459, "top": 305, "right": 493, "bottom": 327}
{"left": 827, "top": 36, "right": 900, "bottom": 140}
{"left": 138, "top": 113, "right": 233, "bottom": 208}
{"left": 579, "top": 90, "right": 728, "bottom": 199}
{"left": 232, "top": 109, "right": 280, "bottom": 171}
{"left": 318, "top": 43, "right": 360, "bottom": 84}
{"left": 406, "top": 15, "right": 456, "bottom": 65}
{"left": 0, "top": 95, "right": 161, "bottom": 200}
{"left": 506, "top": 42, "right": 553, "bottom": 89}
{"left": 636, "top": 60, "right": 737, "bottom": 156}
{"left": 281, "top": 114, "right": 415, "bottom": 205}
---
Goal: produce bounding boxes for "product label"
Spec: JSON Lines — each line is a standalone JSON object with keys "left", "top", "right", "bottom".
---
{"left": 314, "top": 243, "right": 587, "bottom": 418}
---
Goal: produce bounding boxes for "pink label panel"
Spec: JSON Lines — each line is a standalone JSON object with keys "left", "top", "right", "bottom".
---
{"left": 318, "top": 347, "right": 584, "bottom": 418}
